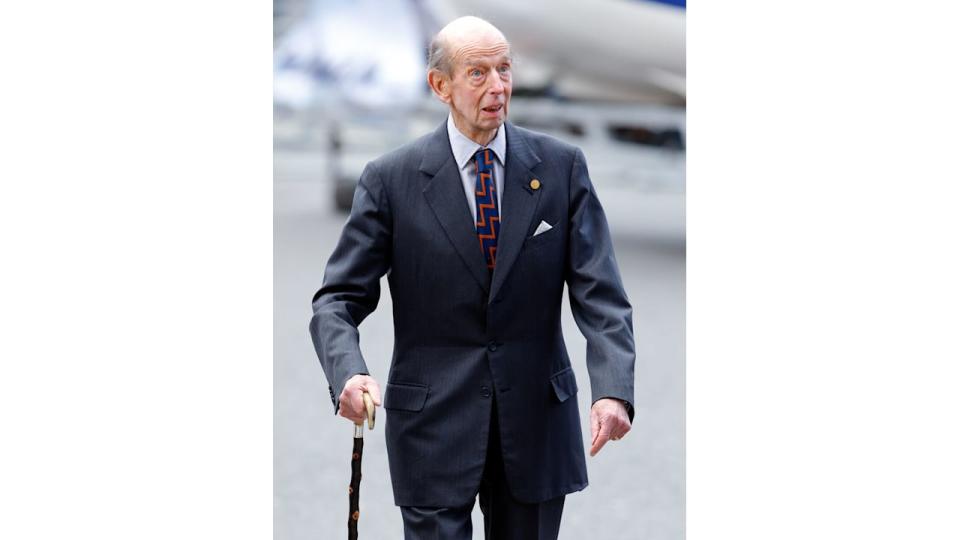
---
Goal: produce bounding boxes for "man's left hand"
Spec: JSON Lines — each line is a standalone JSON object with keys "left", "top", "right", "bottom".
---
{"left": 589, "top": 398, "right": 632, "bottom": 456}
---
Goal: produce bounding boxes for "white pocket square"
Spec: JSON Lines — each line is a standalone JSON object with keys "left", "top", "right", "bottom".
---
{"left": 533, "top": 220, "right": 553, "bottom": 236}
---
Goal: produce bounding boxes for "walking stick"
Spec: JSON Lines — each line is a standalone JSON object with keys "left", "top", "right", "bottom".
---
{"left": 348, "top": 391, "right": 375, "bottom": 540}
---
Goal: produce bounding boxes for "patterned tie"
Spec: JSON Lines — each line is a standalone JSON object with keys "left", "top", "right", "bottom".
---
{"left": 474, "top": 149, "right": 500, "bottom": 271}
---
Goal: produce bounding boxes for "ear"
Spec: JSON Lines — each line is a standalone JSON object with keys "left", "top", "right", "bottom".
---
{"left": 427, "top": 69, "right": 451, "bottom": 104}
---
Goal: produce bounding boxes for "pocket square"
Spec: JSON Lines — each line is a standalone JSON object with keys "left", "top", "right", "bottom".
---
{"left": 533, "top": 220, "right": 553, "bottom": 236}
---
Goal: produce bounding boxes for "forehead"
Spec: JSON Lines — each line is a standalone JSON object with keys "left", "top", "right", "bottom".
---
{"left": 449, "top": 34, "right": 511, "bottom": 67}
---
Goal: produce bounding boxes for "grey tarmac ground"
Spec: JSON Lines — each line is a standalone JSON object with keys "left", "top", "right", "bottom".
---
{"left": 274, "top": 137, "right": 685, "bottom": 539}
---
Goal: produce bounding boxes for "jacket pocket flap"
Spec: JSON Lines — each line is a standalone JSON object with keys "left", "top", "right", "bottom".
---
{"left": 384, "top": 382, "right": 429, "bottom": 412}
{"left": 550, "top": 367, "right": 578, "bottom": 403}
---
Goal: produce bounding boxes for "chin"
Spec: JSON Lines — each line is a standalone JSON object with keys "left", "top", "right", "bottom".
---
{"left": 481, "top": 117, "right": 504, "bottom": 129}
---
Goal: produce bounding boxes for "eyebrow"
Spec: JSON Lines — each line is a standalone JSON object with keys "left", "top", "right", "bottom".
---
{"left": 463, "top": 56, "right": 512, "bottom": 68}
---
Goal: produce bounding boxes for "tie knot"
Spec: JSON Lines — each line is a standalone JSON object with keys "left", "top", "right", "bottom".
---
{"left": 475, "top": 149, "right": 493, "bottom": 171}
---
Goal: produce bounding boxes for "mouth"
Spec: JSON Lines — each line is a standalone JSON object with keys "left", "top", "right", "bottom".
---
{"left": 481, "top": 104, "right": 503, "bottom": 116}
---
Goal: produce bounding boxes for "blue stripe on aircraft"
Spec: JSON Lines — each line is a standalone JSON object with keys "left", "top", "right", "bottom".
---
{"left": 641, "top": 0, "right": 685, "bottom": 8}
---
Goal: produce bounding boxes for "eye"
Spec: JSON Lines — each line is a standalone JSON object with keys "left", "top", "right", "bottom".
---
{"left": 469, "top": 68, "right": 483, "bottom": 79}
{"left": 498, "top": 64, "right": 511, "bottom": 74}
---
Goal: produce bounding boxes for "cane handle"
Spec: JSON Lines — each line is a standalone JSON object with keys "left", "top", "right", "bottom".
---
{"left": 362, "top": 391, "right": 376, "bottom": 430}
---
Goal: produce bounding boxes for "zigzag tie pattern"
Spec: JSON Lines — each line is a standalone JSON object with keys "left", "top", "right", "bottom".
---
{"left": 474, "top": 149, "right": 500, "bottom": 271}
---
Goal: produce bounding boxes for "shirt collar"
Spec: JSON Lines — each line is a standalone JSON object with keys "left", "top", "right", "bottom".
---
{"left": 447, "top": 113, "right": 507, "bottom": 172}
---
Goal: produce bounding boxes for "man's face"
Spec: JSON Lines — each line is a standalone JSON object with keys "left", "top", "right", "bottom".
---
{"left": 436, "top": 33, "right": 512, "bottom": 144}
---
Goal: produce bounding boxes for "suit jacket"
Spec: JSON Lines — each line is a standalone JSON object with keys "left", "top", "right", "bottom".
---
{"left": 310, "top": 120, "right": 635, "bottom": 507}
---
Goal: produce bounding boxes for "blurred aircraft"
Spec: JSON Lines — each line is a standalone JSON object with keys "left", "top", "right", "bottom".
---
{"left": 426, "top": 0, "right": 685, "bottom": 103}
{"left": 274, "top": 0, "right": 684, "bottom": 110}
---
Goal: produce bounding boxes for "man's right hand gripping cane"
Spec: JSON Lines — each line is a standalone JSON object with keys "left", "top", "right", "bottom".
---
{"left": 339, "top": 374, "right": 382, "bottom": 425}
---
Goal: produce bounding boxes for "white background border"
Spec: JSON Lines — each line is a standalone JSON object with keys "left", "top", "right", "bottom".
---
{"left": 2, "top": 1, "right": 959, "bottom": 538}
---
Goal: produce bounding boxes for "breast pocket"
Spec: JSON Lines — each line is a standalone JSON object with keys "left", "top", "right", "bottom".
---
{"left": 523, "top": 221, "right": 560, "bottom": 251}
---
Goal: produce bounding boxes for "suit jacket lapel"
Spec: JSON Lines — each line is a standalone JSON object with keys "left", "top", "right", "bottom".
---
{"left": 489, "top": 123, "right": 543, "bottom": 303}
{"left": 421, "top": 123, "right": 491, "bottom": 295}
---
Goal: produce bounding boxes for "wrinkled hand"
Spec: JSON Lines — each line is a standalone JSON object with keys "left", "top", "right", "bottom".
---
{"left": 590, "top": 398, "right": 631, "bottom": 456}
{"left": 338, "top": 374, "right": 382, "bottom": 425}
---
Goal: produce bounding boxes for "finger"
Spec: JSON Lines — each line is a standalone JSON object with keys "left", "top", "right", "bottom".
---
{"left": 338, "top": 404, "right": 361, "bottom": 424}
{"left": 365, "top": 379, "right": 382, "bottom": 406}
{"left": 607, "top": 414, "right": 629, "bottom": 439}
{"left": 339, "top": 388, "right": 364, "bottom": 423}
{"left": 590, "top": 410, "right": 600, "bottom": 446}
{"left": 349, "top": 387, "right": 365, "bottom": 417}
{"left": 590, "top": 417, "right": 614, "bottom": 457}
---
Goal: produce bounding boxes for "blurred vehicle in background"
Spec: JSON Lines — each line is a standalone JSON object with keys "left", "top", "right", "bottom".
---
{"left": 327, "top": 108, "right": 445, "bottom": 210}
{"left": 325, "top": 98, "right": 684, "bottom": 213}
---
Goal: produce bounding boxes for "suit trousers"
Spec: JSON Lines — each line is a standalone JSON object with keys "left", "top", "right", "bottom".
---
{"left": 399, "top": 394, "right": 566, "bottom": 540}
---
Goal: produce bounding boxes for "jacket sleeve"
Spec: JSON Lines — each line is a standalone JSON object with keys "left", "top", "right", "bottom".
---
{"left": 565, "top": 148, "right": 637, "bottom": 422}
{"left": 309, "top": 162, "right": 393, "bottom": 414}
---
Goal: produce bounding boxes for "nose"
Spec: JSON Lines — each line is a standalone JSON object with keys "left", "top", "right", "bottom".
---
{"left": 488, "top": 75, "right": 505, "bottom": 95}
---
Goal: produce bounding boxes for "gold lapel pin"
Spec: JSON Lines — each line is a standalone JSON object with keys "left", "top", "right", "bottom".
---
{"left": 530, "top": 179, "right": 541, "bottom": 190}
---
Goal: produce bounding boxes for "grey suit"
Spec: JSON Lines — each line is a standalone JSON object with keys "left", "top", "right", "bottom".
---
{"left": 310, "top": 120, "right": 635, "bottom": 508}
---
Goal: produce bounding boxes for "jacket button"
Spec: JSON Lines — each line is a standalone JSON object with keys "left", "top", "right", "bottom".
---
{"left": 487, "top": 342, "right": 498, "bottom": 352}
{"left": 481, "top": 386, "right": 491, "bottom": 398}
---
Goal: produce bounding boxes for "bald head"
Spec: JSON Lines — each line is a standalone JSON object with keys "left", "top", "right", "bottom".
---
{"left": 427, "top": 16, "right": 511, "bottom": 76}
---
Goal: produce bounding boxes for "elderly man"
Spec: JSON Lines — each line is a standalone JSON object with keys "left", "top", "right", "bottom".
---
{"left": 310, "top": 16, "right": 635, "bottom": 539}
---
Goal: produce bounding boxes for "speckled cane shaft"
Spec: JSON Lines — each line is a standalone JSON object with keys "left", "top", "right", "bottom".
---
{"left": 347, "top": 436, "right": 363, "bottom": 540}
